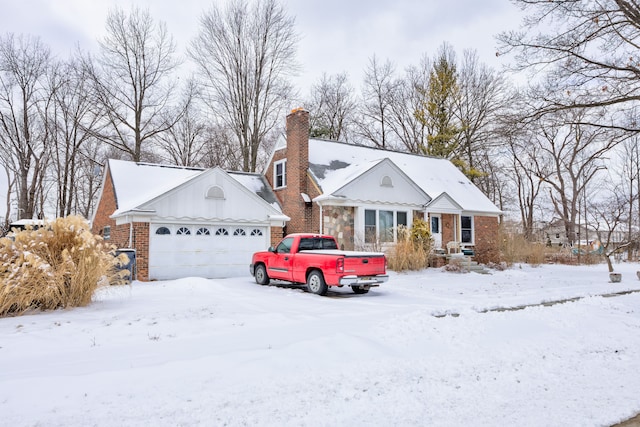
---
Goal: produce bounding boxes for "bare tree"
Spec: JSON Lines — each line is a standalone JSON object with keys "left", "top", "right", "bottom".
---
{"left": 590, "top": 188, "right": 632, "bottom": 272}
{"left": 307, "top": 72, "right": 356, "bottom": 141}
{"left": 190, "top": 0, "right": 299, "bottom": 172}
{"left": 498, "top": 0, "right": 640, "bottom": 129}
{"left": 199, "top": 122, "right": 243, "bottom": 171}
{"left": 85, "top": 6, "right": 184, "bottom": 162}
{"left": 357, "top": 56, "right": 397, "bottom": 148}
{"left": 47, "top": 58, "right": 104, "bottom": 217}
{"left": 386, "top": 59, "right": 430, "bottom": 153}
{"left": 454, "top": 49, "right": 509, "bottom": 180}
{"left": 527, "top": 109, "right": 624, "bottom": 244}
{"left": 506, "top": 122, "right": 545, "bottom": 240}
{"left": 156, "top": 81, "right": 206, "bottom": 167}
{"left": 616, "top": 134, "right": 640, "bottom": 259}
{"left": 0, "top": 34, "right": 52, "bottom": 220}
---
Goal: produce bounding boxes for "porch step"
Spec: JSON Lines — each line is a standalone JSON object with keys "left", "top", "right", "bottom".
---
{"left": 446, "top": 254, "right": 490, "bottom": 274}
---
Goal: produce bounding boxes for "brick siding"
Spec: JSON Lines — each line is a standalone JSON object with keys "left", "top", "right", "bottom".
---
{"left": 267, "top": 109, "right": 320, "bottom": 235}
{"left": 473, "top": 215, "right": 500, "bottom": 263}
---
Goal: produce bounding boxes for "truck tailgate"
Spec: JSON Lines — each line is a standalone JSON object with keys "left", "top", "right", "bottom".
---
{"left": 343, "top": 255, "right": 386, "bottom": 276}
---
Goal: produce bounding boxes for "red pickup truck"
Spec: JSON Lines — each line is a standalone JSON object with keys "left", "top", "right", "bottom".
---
{"left": 250, "top": 233, "right": 388, "bottom": 295}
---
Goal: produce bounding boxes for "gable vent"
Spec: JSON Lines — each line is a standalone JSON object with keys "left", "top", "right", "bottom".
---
{"left": 206, "top": 185, "right": 225, "bottom": 199}
{"left": 380, "top": 175, "right": 393, "bottom": 187}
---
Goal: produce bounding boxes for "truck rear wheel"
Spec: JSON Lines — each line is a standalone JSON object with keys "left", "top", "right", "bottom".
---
{"left": 307, "top": 270, "right": 328, "bottom": 296}
{"left": 254, "top": 264, "right": 270, "bottom": 285}
{"left": 351, "top": 286, "right": 369, "bottom": 294}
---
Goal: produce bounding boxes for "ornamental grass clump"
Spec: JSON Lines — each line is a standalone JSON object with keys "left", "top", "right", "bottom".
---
{"left": 387, "top": 220, "right": 433, "bottom": 271}
{"left": 0, "top": 216, "right": 129, "bottom": 317}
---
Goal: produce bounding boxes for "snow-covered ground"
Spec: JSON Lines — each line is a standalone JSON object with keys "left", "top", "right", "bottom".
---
{"left": 2, "top": 262, "right": 640, "bottom": 426}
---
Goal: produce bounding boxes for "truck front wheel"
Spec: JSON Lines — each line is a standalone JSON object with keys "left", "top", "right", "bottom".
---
{"left": 307, "top": 270, "right": 328, "bottom": 296}
{"left": 254, "top": 264, "right": 270, "bottom": 285}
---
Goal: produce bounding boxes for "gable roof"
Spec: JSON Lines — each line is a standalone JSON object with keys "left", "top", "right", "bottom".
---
{"left": 307, "top": 139, "right": 501, "bottom": 215}
{"left": 315, "top": 158, "right": 431, "bottom": 206}
{"left": 106, "top": 159, "right": 282, "bottom": 216}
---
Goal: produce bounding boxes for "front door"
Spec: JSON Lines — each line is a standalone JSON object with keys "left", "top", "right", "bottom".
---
{"left": 431, "top": 214, "right": 442, "bottom": 249}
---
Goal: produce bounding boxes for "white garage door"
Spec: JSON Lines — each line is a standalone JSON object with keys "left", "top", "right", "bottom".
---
{"left": 149, "top": 224, "right": 269, "bottom": 280}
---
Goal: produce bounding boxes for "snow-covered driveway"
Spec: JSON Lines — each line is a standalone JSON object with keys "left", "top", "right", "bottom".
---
{"left": 1, "top": 263, "right": 640, "bottom": 426}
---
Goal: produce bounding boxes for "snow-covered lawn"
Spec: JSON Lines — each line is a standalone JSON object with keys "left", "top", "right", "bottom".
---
{"left": 2, "top": 263, "right": 640, "bottom": 426}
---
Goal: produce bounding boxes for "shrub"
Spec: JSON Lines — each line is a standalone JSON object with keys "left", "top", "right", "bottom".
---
{"left": 499, "top": 229, "right": 547, "bottom": 266}
{"left": 387, "top": 222, "right": 433, "bottom": 271}
{"left": 0, "top": 216, "right": 129, "bottom": 316}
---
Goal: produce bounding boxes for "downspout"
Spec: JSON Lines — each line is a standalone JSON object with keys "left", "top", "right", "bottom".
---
{"left": 318, "top": 203, "right": 323, "bottom": 234}
{"left": 128, "top": 215, "right": 133, "bottom": 248}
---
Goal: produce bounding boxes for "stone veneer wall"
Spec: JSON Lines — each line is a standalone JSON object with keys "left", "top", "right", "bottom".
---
{"left": 322, "top": 206, "right": 355, "bottom": 250}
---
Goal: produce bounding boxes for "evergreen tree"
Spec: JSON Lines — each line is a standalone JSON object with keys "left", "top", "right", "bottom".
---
{"left": 415, "top": 44, "right": 461, "bottom": 158}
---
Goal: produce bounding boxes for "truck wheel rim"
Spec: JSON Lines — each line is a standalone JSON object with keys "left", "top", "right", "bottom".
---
{"left": 309, "top": 275, "right": 320, "bottom": 292}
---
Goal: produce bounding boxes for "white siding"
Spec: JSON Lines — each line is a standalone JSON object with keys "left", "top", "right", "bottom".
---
{"left": 334, "top": 160, "right": 429, "bottom": 206}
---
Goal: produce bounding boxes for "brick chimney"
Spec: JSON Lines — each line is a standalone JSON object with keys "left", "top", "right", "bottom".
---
{"left": 286, "top": 108, "right": 310, "bottom": 198}
{"left": 273, "top": 108, "right": 313, "bottom": 234}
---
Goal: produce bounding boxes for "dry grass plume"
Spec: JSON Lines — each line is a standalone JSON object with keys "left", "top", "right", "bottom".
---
{"left": 0, "top": 216, "right": 129, "bottom": 316}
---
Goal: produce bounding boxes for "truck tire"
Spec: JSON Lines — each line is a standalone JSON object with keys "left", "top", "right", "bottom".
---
{"left": 307, "top": 270, "right": 328, "bottom": 296}
{"left": 351, "top": 286, "right": 369, "bottom": 294}
{"left": 254, "top": 264, "right": 270, "bottom": 285}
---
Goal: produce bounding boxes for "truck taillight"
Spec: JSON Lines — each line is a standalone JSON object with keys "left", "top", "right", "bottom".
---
{"left": 336, "top": 257, "right": 344, "bottom": 274}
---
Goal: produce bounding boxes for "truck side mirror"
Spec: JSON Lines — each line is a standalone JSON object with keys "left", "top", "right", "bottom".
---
{"left": 268, "top": 246, "right": 275, "bottom": 253}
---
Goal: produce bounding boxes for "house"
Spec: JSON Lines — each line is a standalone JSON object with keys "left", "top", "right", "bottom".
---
{"left": 91, "top": 160, "right": 289, "bottom": 281}
{"left": 263, "top": 108, "right": 502, "bottom": 260}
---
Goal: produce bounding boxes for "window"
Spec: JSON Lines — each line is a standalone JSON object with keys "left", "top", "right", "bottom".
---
{"left": 365, "top": 209, "right": 408, "bottom": 244}
{"left": 233, "top": 228, "right": 246, "bottom": 236}
{"left": 431, "top": 216, "right": 440, "bottom": 234}
{"left": 250, "top": 229, "right": 263, "bottom": 236}
{"left": 365, "top": 209, "right": 377, "bottom": 243}
{"left": 276, "top": 237, "right": 294, "bottom": 253}
{"left": 461, "top": 216, "right": 473, "bottom": 244}
{"left": 196, "top": 227, "right": 211, "bottom": 236}
{"left": 176, "top": 227, "right": 191, "bottom": 235}
{"left": 299, "top": 237, "right": 338, "bottom": 251}
{"left": 396, "top": 212, "right": 408, "bottom": 238}
{"left": 156, "top": 226, "right": 171, "bottom": 235}
{"left": 274, "top": 159, "right": 286, "bottom": 189}
{"left": 215, "top": 228, "right": 229, "bottom": 236}
{"left": 397, "top": 212, "right": 407, "bottom": 228}
{"left": 379, "top": 210, "right": 394, "bottom": 243}
{"left": 103, "top": 226, "right": 111, "bottom": 240}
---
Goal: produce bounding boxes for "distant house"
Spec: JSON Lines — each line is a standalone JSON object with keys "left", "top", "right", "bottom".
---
{"left": 91, "top": 160, "right": 289, "bottom": 281}
{"left": 263, "top": 109, "right": 502, "bottom": 258}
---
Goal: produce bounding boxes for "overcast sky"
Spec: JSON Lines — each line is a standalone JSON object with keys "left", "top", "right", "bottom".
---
{"left": 0, "top": 1, "right": 525, "bottom": 215}
{"left": 2, "top": 0, "right": 524, "bottom": 94}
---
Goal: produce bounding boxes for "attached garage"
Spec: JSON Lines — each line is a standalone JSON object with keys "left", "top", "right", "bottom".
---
{"left": 92, "top": 160, "right": 288, "bottom": 281}
{"left": 148, "top": 224, "right": 269, "bottom": 280}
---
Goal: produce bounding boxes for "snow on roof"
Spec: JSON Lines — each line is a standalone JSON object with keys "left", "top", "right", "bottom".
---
{"left": 108, "top": 160, "right": 281, "bottom": 214}
{"left": 308, "top": 139, "right": 501, "bottom": 214}
{"left": 109, "top": 160, "right": 204, "bottom": 216}
{"left": 228, "top": 171, "right": 282, "bottom": 212}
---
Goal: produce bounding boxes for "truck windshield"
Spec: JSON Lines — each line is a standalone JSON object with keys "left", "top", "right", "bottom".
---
{"left": 298, "top": 238, "right": 338, "bottom": 251}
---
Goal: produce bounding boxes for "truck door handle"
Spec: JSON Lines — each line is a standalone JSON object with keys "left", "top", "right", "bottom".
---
{"left": 284, "top": 257, "right": 289, "bottom": 261}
